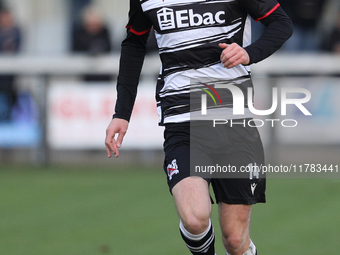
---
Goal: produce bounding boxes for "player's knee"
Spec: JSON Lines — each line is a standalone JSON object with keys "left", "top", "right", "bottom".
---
{"left": 181, "top": 215, "right": 210, "bottom": 235}
{"left": 223, "top": 233, "right": 246, "bottom": 252}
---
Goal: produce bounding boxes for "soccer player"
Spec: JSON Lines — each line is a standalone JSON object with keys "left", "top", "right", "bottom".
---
{"left": 105, "top": 0, "right": 293, "bottom": 254}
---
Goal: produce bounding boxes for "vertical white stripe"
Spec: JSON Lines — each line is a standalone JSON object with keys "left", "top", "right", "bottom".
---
{"left": 201, "top": 94, "right": 207, "bottom": 115}
{"left": 243, "top": 15, "right": 252, "bottom": 48}
{"left": 243, "top": 15, "right": 252, "bottom": 73}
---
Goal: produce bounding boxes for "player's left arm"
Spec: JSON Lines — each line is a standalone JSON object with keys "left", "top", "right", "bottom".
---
{"left": 220, "top": 1, "right": 293, "bottom": 68}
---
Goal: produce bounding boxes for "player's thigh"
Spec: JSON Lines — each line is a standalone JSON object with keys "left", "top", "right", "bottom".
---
{"left": 172, "top": 176, "right": 212, "bottom": 224}
{"left": 163, "top": 123, "right": 212, "bottom": 221}
{"left": 218, "top": 203, "right": 252, "bottom": 238}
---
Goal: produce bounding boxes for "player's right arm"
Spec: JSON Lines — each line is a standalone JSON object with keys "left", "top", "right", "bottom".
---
{"left": 105, "top": 0, "right": 152, "bottom": 158}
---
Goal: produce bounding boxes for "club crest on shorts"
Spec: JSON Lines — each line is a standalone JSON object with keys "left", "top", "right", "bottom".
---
{"left": 251, "top": 183, "right": 257, "bottom": 196}
{"left": 167, "top": 159, "right": 179, "bottom": 181}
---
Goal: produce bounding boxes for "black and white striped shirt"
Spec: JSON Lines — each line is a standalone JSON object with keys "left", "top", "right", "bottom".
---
{"left": 114, "top": 0, "right": 292, "bottom": 125}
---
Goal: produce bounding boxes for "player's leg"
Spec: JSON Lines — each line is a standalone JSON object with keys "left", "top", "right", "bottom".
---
{"left": 218, "top": 203, "right": 255, "bottom": 255}
{"left": 211, "top": 121, "right": 265, "bottom": 255}
{"left": 212, "top": 169, "right": 264, "bottom": 255}
{"left": 173, "top": 177, "right": 211, "bottom": 234}
{"left": 163, "top": 124, "right": 216, "bottom": 255}
{"left": 172, "top": 177, "right": 215, "bottom": 255}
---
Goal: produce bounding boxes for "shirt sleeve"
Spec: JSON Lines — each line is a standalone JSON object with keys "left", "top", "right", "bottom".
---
{"left": 238, "top": 0, "right": 281, "bottom": 22}
{"left": 113, "top": 0, "right": 153, "bottom": 121}
{"left": 238, "top": 0, "right": 293, "bottom": 65}
{"left": 126, "top": 0, "right": 153, "bottom": 35}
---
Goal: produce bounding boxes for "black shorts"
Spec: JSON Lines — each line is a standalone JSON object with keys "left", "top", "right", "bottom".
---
{"left": 163, "top": 119, "right": 266, "bottom": 205}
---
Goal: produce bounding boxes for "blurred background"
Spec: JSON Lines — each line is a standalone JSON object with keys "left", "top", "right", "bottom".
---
{"left": 0, "top": 0, "right": 339, "bottom": 254}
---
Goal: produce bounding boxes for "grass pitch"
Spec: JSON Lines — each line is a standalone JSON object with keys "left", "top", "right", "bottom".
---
{"left": 0, "top": 164, "right": 339, "bottom": 255}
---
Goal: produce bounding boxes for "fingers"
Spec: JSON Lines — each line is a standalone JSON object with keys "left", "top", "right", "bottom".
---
{"left": 219, "top": 43, "right": 250, "bottom": 69}
{"left": 105, "top": 129, "right": 119, "bottom": 158}
{"left": 219, "top": 43, "right": 229, "bottom": 61}
{"left": 105, "top": 142, "right": 112, "bottom": 158}
{"left": 116, "top": 130, "right": 126, "bottom": 149}
{"left": 105, "top": 141, "right": 118, "bottom": 158}
{"left": 219, "top": 43, "right": 233, "bottom": 62}
{"left": 224, "top": 51, "right": 244, "bottom": 68}
{"left": 220, "top": 43, "right": 240, "bottom": 68}
{"left": 219, "top": 43, "right": 229, "bottom": 49}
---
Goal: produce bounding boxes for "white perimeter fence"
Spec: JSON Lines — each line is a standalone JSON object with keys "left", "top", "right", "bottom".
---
{"left": 0, "top": 54, "right": 339, "bottom": 165}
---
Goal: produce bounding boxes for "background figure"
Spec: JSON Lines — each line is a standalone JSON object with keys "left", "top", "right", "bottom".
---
{"left": 71, "top": 6, "right": 113, "bottom": 82}
{"left": 280, "top": 0, "right": 326, "bottom": 52}
{"left": 70, "top": 0, "right": 92, "bottom": 30}
{"left": 0, "top": 8, "right": 21, "bottom": 122}
{"left": 72, "top": 7, "right": 111, "bottom": 55}
{"left": 322, "top": 11, "right": 340, "bottom": 54}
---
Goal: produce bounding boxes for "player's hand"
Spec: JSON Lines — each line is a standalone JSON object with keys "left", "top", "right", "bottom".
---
{"left": 105, "top": 118, "right": 129, "bottom": 158}
{"left": 219, "top": 43, "right": 250, "bottom": 69}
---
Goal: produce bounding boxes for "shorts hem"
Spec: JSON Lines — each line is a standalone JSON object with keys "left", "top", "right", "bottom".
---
{"left": 168, "top": 176, "right": 210, "bottom": 194}
{"left": 215, "top": 197, "right": 266, "bottom": 205}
